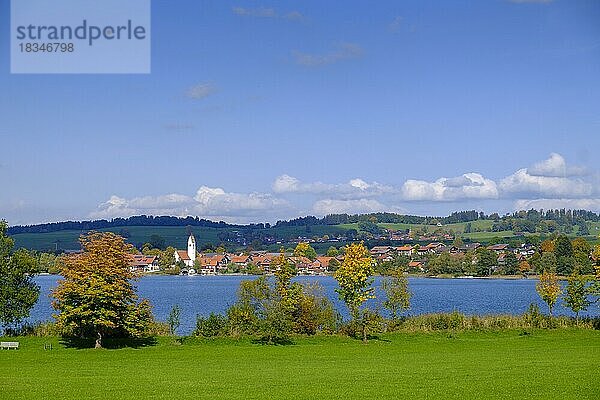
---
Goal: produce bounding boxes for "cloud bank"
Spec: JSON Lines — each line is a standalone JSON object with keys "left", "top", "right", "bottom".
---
{"left": 90, "top": 153, "right": 600, "bottom": 222}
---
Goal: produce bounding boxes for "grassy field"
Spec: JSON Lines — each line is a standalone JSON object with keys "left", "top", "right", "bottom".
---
{"left": 377, "top": 219, "right": 495, "bottom": 234}
{"left": 0, "top": 330, "right": 598, "bottom": 400}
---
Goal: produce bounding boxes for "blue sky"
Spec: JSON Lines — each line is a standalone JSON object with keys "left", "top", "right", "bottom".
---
{"left": 1, "top": 0, "right": 599, "bottom": 225}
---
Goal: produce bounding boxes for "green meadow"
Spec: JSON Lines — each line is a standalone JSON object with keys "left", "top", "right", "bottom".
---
{"left": 1, "top": 329, "right": 598, "bottom": 400}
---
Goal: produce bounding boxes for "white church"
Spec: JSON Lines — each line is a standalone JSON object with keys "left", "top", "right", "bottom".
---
{"left": 174, "top": 234, "right": 197, "bottom": 274}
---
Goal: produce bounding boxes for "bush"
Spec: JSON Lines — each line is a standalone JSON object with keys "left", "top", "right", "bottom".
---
{"left": 293, "top": 283, "right": 340, "bottom": 335}
{"left": 524, "top": 303, "right": 544, "bottom": 328}
{"left": 195, "top": 313, "right": 227, "bottom": 337}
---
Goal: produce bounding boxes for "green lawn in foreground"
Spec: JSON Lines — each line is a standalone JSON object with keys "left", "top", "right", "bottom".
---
{"left": 1, "top": 330, "right": 598, "bottom": 400}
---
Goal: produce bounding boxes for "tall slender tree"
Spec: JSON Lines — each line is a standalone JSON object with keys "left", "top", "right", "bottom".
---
{"left": 0, "top": 221, "right": 40, "bottom": 333}
{"left": 334, "top": 242, "right": 375, "bottom": 342}
{"left": 536, "top": 271, "right": 562, "bottom": 317}
{"left": 563, "top": 272, "right": 591, "bottom": 322}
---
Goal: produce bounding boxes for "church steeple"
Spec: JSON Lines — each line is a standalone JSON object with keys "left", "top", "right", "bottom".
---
{"left": 187, "top": 234, "right": 196, "bottom": 262}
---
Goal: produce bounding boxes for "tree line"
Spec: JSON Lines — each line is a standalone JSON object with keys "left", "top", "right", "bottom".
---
{"left": 10, "top": 209, "right": 600, "bottom": 236}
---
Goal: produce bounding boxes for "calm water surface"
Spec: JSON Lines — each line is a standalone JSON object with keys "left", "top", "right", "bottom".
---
{"left": 31, "top": 275, "right": 598, "bottom": 335}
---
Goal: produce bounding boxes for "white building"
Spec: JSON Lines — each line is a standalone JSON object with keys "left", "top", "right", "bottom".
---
{"left": 174, "top": 234, "right": 197, "bottom": 271}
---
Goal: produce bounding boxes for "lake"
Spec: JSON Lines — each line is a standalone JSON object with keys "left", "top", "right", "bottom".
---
{"left": 30, "top": 275, "right": 599, "bottom": 335}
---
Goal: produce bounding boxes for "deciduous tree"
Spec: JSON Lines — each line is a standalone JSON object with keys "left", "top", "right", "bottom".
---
{"left": 382, "top": 268, "right": 411, "bottom": 321}
{"left": 0, "top": 221, "right": 40, "bottom": 333}
{"left": 294, "top": 242, "right": 317, "bottom": 261}
{"left": 475, "top": 248, "right": 497, "bottom": 276}
{"left": 52, "top": 232, "right": 153, "bottom": 348}
{"left": 334, "top": 243, "right": 374, "bottom": 342}
{"left": 540, "top": 252, "right": 557, "bottom": 273}
{"left": 503, "top": 252, "right": 519, "bottom": 275}
{"left": 536, "top": 271, "right": 562, "bottom": 317}
{"left": 326, "top": 246, "right": 339, "bottom": 257}
{"left": 518, "top": 260, "right": 531, "bottom": 277}
{"left": 563, "top": 272, "right": 591, "bottom": 322}
{"left": 540, "top": 239, "right": 555, "bottom": 253}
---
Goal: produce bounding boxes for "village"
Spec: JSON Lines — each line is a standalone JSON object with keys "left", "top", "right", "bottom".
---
{"left": 127, "top": 232, "right": 542, "bottom": 277}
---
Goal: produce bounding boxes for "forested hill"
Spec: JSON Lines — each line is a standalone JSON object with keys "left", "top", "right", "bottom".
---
{"left": 7, "top": 209, "right": 600, "bottom": 235}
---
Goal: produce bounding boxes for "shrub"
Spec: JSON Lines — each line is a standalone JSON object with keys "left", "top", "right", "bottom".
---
{"left": 195, "top": 313, "right": 227, "bottom": 337}
{"left": 293, "top": 283, "right": 340, "bottom": 335}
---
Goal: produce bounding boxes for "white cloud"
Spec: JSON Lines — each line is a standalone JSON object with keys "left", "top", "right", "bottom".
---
{"left": 402, "top": 173, "right": 499, "bottom": 201}
{"left": 499, "top": 153, "right": 593, "bottom": 199}
{"left": 186, "top": 83, "right": 217, "bottom": 99}
{"left": 91, "top": 194, "right": 195, "bottom": 220}
{"left": 514, "top": 198, "right": 600, "bottom": 212}
{"left": 527, "top": 153, "right": 586, "bottom": 177}
{"left": 88, "top": 152, "right": 597, "bottom": 224}
{"left": 91, "top": 187, "right": 290, "bottom": 223}
{"left": 312, "top": 199, "right": 389, "bottom": 216}
{"left": 192, "top": 186, "right": 287, "bottom": 216}
{"left": 500, "top": 170, "right": 592, "bottom": 199}
{"left": 293, "top": 43, "right": 363, "bottom": 67}
{"left": 272, "top": 174, "right": 395, "bottom": 198}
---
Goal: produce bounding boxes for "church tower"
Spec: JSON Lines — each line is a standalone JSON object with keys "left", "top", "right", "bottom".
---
{"left": 187, "top": 234, "right": 196, "bottom": 263}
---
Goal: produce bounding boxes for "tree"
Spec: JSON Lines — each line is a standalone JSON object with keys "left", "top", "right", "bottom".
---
{"left": 294, "top": 242, "right": 317, "bottom": 261}
{"left": 464, "top": 222, "right": 472, "bottom": 234}
{"left": 518, "top": 260, "right": 531, "bottom": 277}
{"left": 428, "top": 252, "right": 461, "bottom": 275}
{"left": 149, "top": 234, "right": 166, "bottom": 250}
{"left": 554, "top": 235, "right": 573, "bottom": 258}
{"left": 594, "top": 243, "right": 600, "bottom": 267}
{"left": 536, "top": 271, "right": 562, "bottom": 317}
{"left": 326, "top": 246, "right": 339, "bottom": 257}
{"left": 0, "top": 221, "right": 40, "bottom": 333}
{"left": 328, "top": 258, "right": 340, "bottom": 271}
{"left": 503, "top": 252, "right": 519, "bottom": 275}
{"left": 52, "top": 232, "right": 153, "bottom": 348}
{"left": 453, "top": 237, "right": 464, "bottom": 248}
{"left": 159, "top": 246, "right": 176, "bottom": 271}
{"left": 381, "top": 268, "right": 411, "bottom": 321}
{"left": 540, "top": 252, "right": 557, "bottom": 273}
{"left": 215, "top": 246, "right": 226, "bottom": 254}
{"left": 577, "top": 221, "right": 590, "bottom": 236}
{"left": 555, "top": 235, "right": 575, "bottom": 275}
{"left": 167, "top": 304, "right": 181, "bottom": 336}
{"left": 270, "top": 251, "right": 302, "bottom": 341}
{"left": 358, "top": 221, "right": 383, "bottom": 235}
{"left": 563, "top": 272, "right": 591, "bottom": 322}
{"left": 334, "top": 243, "right": 375, "bottom": 342}
{"left": 540, "top": 239, "right": 555, "bottom": 253}
{"left": 475, "top": 248, "right": 497, "bottom": 276}
{"left": 571, "top": 237, "right": 593, "bottom": 274}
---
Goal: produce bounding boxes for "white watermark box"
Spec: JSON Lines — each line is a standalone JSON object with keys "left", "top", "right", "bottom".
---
{"left": 11, "top": 0, "right": 151, "bottom": 74}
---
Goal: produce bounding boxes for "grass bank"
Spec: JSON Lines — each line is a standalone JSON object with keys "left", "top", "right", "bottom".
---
{"left": 1, "top": 329, "right": 598, "bottom": 399}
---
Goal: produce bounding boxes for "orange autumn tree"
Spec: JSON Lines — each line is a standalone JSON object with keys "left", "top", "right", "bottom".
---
{"left": 518, "top": 260, "right": 531, "bottom": 277}
{"left": 52, "top": 232, "right": 153, "bottom": 348}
